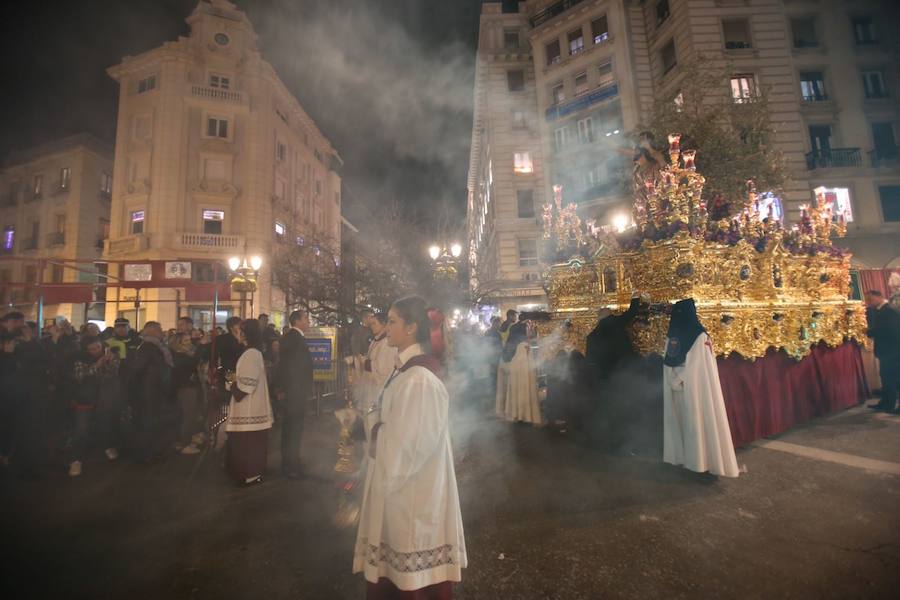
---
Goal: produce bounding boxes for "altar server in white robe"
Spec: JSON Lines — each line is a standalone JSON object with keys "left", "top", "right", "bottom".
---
{"left": 361, "top": 312, "right": 398, "bottom": 445}
{"left": 663, "top": 299, "right": 740, "bottom": 478}
{"left": 354, "top": 296, "right": 466, "bottom": 599}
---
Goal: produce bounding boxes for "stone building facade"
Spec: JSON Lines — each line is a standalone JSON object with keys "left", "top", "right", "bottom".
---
{"left": 0, "top": 134, "right": 113, "bottom": 326}
{"left": 103, "top": 0, "right": 342, "bottom": 329}
{"left": 468, "top": 0, "right": 900, "bottom": 312}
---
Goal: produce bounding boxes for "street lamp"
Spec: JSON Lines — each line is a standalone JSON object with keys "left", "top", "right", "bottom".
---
{"left": 228, "top": 253, "right": 262, "bottom": 318}
{"left": 427, "top": 241, "right": 463, "bottom": 280}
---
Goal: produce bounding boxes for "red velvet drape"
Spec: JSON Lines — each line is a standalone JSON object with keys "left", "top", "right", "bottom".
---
{"left": 717, "top": 342, "right": 869, "bottom": 448}
{"left": 858, "top": 269, "right": 891, "bottom": 298}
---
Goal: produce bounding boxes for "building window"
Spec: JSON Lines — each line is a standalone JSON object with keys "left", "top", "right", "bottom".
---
{"left": 504, "top": 29, "right": 520, "bottom": 49}
{"left": 814, "top": 186, "right": 853, "bottom": 222}
{"left": 568, "top": 28, "right": 584, "bottom": 55}
{"left": 879, "top": 186, "right": 900, "bottom": 222}
{"left": 51, "top": 265, "right": 64, "bottom": 284}
{"left": 316, "top": 180, "right": 322, "bottom": 195}
{"left": 274, "top": 221, "right": 286, "bottom": 241}
{"left": 276, "top": 141, "right": 287, "bottom": 161}
{"left": 592, "top": 16, "right": 609, "bottom": 45}
{"left": 852, "top": 17, "right": 877, "bottom": 45}
{"left": 33, "top": 174, "right": 43, "bottom": 197}
{"left": 7, "top": 181, "right": 19, "bottom": 206}
{"left": 209, "top": 74, "right": 230, "bottom": 89}
{"left": 55, "top": 214, "right": 66, "bottom": 235}
{"left": 661, "top": 40, "right": 677, "bottom": 75}
{"left": 552, "top": 83, "right": 565, "bottom": 105}
{"left": 656, "top": 0, "right": 670, "bottom": 27}
{"left": 513, "top": 152, "right": 533, "bottom": 174}
{"left": 99, "top": 218, "right": 110, "bottom": 241}
{"left": 202, "top": 209, "right": 224, "bottom": 234}
{"left": 518, "top": 239, "right": 538, "bottom": 266}
{"left": 800, "top": 71, "right": 827, "bottom": 101}
{"left": 131, "top": 210, "right": 145, "bottom": 234}
{"left": 730, "top": 73, "right": 757, "bottom": 103}
{"left": 3, "top": 227, "right": 14, "bottom": 252}
{"left": 137, "top": 75, "right": 156, "bottom": 93}
{"left": 100, "top": 172, "right": 112, "bottom": 196}
{"left": 723, "top": 19, "right": 752, "bottom": 50}
{"left": 871, "top": 122, "right": 897, "bottom": 161}
{"left": 507, "top": 70, "right": 525, "bottom": 92}
{"left": 791, "top": 18, "right": 818, "bottom": 48}
{"left": 862, "top": 71, "right": 887, "bottom": 99}
{"left": 512, "top": 110, "right": 527, "bottom": 129}
{"left": 574, "top": 72, "right": 589, "bottom": 96}
{"left": 59, "top": 167, "right": 70, "bottom": 190}
{"left": 554, "top": 127, "right": 568, "bottom": 150}
{"left": 597, "top": 61, "right": 614, "bottom": 89}
{"left": 577, "top": 117, "right": 594, "bottom": 143}
{"left": 206, "top": 117, "right": 229, "bottom": 139}
{"left": 546, "top": 39, "right": 561, "bottom": 65}
{"left": 517, "top": 190, "right": 535, "bottom": 218}
{"left": 585, "top": 163, "right": 607, "bottom": 188}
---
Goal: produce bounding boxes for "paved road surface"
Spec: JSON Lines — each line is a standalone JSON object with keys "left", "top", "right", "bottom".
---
{"left": 1, "top": 402, "right": 898, "bottom": 599}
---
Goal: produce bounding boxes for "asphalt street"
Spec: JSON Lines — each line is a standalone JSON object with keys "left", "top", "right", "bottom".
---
{"left": 1, "top": 401, "right": 898, "bottom": 600}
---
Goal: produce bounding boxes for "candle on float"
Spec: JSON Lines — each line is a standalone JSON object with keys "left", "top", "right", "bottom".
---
{"left": 667, "top": 133, "right": 681, "bottom": 152}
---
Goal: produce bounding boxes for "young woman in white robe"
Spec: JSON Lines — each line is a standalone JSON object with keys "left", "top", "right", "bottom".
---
{"left": 663, "top": 299, "right": 740, "bottom": 478}
{"left": 354, "top": 296, "right": 466, "bottom": 599}
{"left": 226, "top": 319, "right": 274, "bottom": 485}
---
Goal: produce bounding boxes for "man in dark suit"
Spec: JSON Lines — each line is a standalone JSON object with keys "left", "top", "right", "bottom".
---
{"left": 866, "top": 290, "right": 900, "bottom": 412}
{"left": 277, "top": 310, "right": 314, "bottom": 477}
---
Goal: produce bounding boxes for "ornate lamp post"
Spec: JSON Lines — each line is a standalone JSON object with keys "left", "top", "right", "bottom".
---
{"left": 228, "top": 253, "right": 262, "bottom": 319}
{"left": 428, "top": 242, "right": 462, "bottom": 280}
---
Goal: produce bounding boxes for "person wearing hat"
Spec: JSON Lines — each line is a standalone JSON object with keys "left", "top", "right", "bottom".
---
{"left": 104, "top": 318, "right": 141, "bottom": 364}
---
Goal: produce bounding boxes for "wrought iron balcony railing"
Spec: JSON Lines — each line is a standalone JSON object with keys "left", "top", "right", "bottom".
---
{"left": 545, "top": 83, "right": 618, "bottom": 121}
{"left": 805, "top": 148, "right": 862, "bottom": 169}
{"left": 531, "top": 0, "right": 588, "bottom": 27}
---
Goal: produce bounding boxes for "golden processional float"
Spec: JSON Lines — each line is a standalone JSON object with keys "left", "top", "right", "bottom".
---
{"left": 537, "top": 134, "right": 867, "bottom": 360}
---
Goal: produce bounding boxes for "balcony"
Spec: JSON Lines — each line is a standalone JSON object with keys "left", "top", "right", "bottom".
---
{"left": 531, "top": 0, "right": 588, "bottom": 27}
{"left": 805, "top": 148, "right": 862, "bottom": 170}
{"left": 176, "top": 232, "right": 243, "bottom": 251}
{"left": 545, "top": 83, "right": 618, "bottom": 121}
{"left": 869, "top": 147, "right": 899, "bottom": 168}
{"left": 46, "top": 232, "right": 65, "bottom": 246}
{"left": 190, "top": 85, "right": 246, "bottom": 104}
{"left": 107, "top": 234, "right": 148, "bottom": 255}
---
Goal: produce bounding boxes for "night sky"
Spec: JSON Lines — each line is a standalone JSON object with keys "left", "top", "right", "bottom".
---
{"left": 0, "top": 0, "right": 483, "bottom": 231}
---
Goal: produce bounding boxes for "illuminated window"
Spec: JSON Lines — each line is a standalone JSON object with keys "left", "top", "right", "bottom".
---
{"left": 514, "top": 152, "right": 533, "bottom": 174}
{"left": 3, "top": 227, "right": 14, "bottom": 251}
{"left": 131, "top": 210, "right": 145, "bottom": 234}
{"left": 202, "top": 209, "right": 224, "bottom": 234}
{"left": 800, "top": 71, "right": 826, "bottom": 101}
{"left": 754, "top": 192, "right": 783, "bottom": 221}
{"left": 274, "top": 221, "right": 286, "bottom": 241}
{"left": 730, "top": 73, "right": 757, "bottom": 103}
{"left": 592, "top": 16, "right": 609, "bottom": 45}
{"left": 814, "top": 186, "right": 853, "bottom": 222}
{"left": 59, "top": 167, "right": 70, "bottom": 190}
{"left": 33, "top": 174, "right": 43, "bottom": 197}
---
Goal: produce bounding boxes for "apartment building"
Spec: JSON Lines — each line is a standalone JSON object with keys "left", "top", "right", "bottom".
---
{"left": 468, "top": 2, "right": 549, "bottom": 312}
{"left": 468, "top": 0, "right": 900, "bottom": 312}
{"left": 0, "top": 134, "right": 113, "bottom": 326}
{"left": 103, "top": 0, "right": 343, "bottom": 328}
